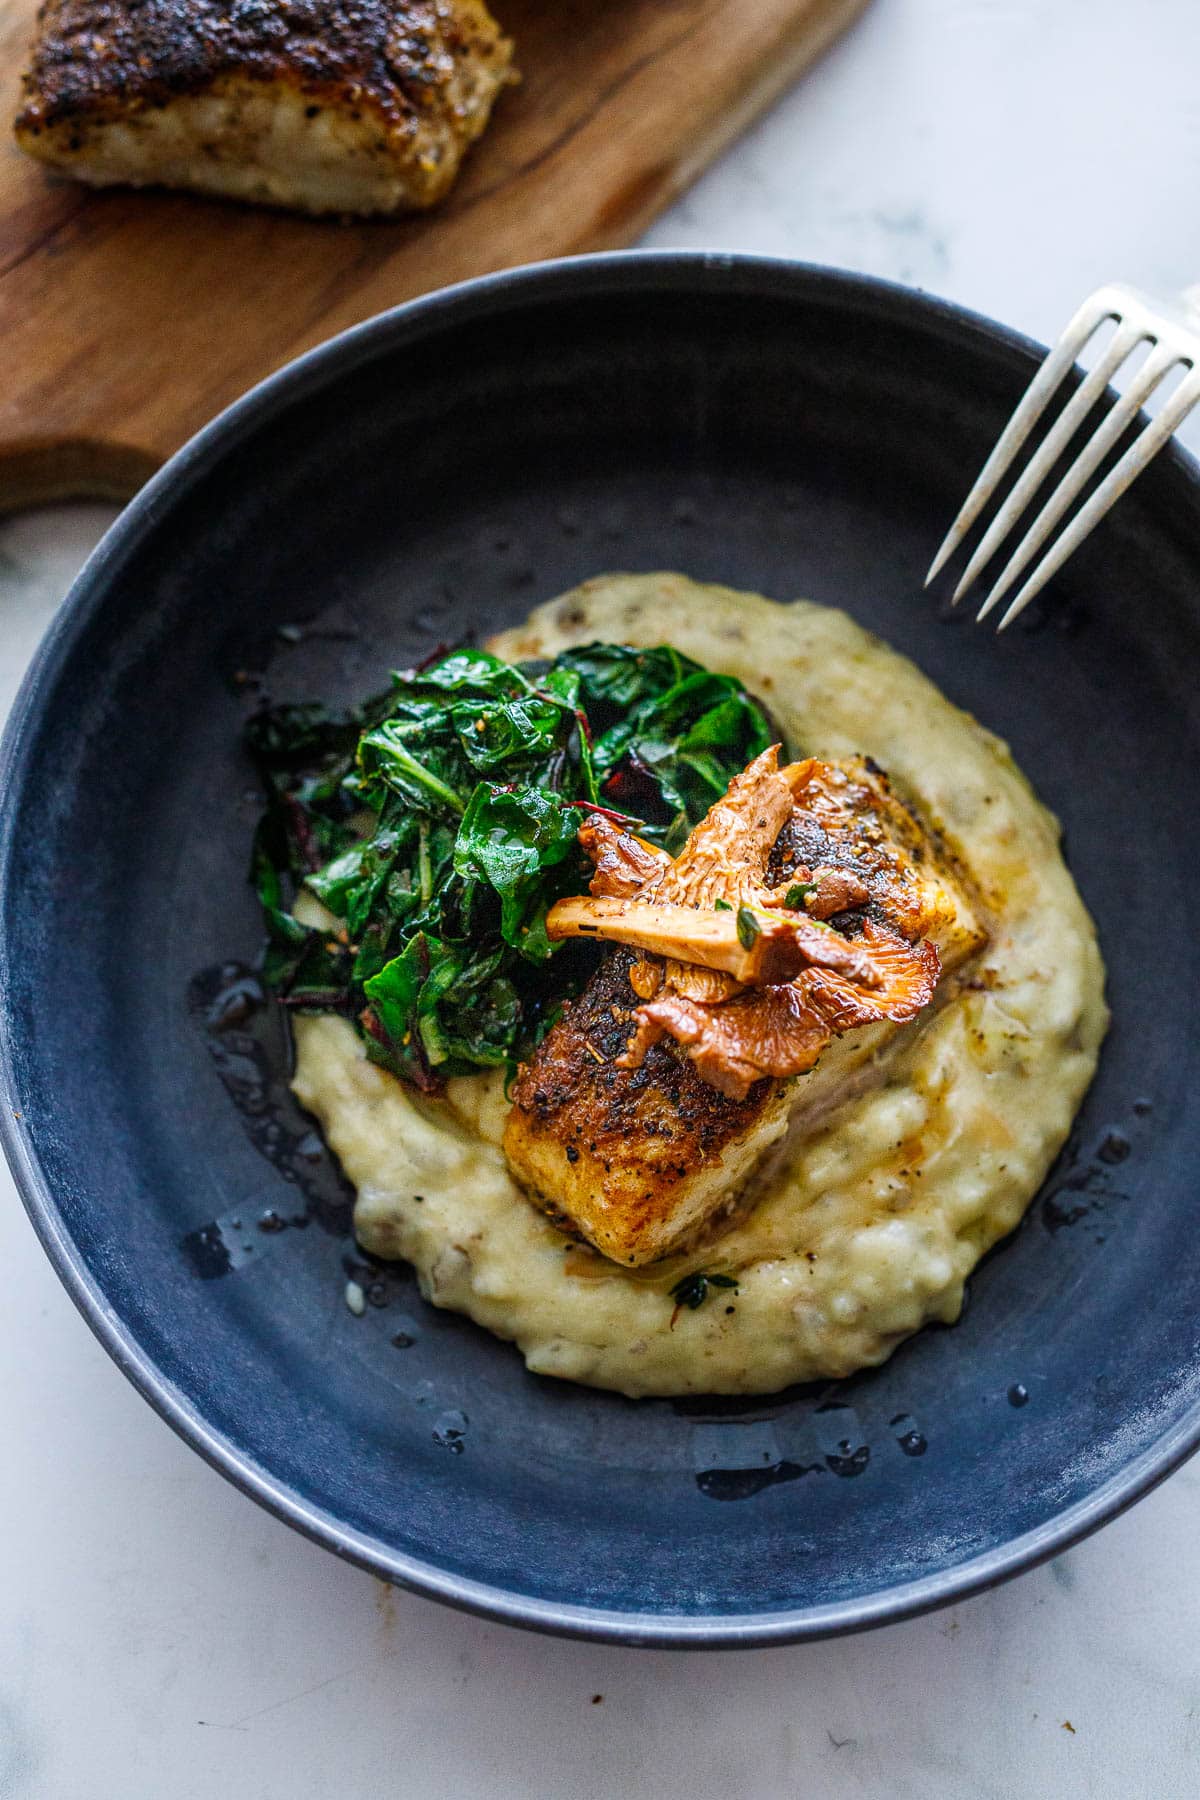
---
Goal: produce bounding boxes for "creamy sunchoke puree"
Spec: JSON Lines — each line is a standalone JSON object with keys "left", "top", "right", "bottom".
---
{"left": 291, "top": 574, "right": 1108, "bottom": 1397}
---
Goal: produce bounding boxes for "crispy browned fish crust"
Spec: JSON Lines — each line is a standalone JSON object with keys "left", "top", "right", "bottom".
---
{"left": 15, "top": 0, "right": 514, "bottom": 215}
{"left": 507, "top": 950, "right": 788, "bottom": 1268}
{"left": 506, "top": 755, "right": 987, "bottom": 1266}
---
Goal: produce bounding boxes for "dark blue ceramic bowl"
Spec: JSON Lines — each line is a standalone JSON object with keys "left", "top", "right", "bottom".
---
{"left": 3, "top": 255, "right": 1199, "bottom": 1646}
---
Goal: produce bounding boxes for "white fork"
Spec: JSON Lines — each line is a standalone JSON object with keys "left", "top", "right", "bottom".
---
{"left": 925, "top": 283, "right": 1200, "bottom": 628}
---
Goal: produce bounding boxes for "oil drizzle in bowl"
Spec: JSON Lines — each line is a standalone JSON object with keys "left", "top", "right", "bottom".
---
{"left": 696, "top": 1460, "right": 825, "bottom": 1502}
{"left": 181, "top": 962, "right": 355, "bottom": 1275}
{"left": 814, "top": 1402, "right": 871, "bottom": 1478}
{"left": 680, "top": 1395, "right": 892, "bottom": 1500}
{"left": 433, "top": 1410, "right": 469, "bottom": 1455}
{"left": 888, "top": 1412, "right": 928, "bottom": 1457}
{"left": 1040, "top": 1112, "right": 1143, "bottom": 1239}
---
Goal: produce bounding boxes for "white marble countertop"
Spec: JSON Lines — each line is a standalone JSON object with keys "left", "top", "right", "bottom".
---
{"left": 4, "top": 3, "right": 1200, "bottom": 1795}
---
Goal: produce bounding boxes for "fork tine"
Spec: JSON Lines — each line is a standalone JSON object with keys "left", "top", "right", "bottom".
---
{"left": 976, "top": 342, "right": 1183, "bottom": 621}
{"left": 949, "top": 320, "right": 1148, "bottom": 603}
{"left": 924, "top": 292, "right": 1117, "bottom": 588}
{"left": 995, "top": 366, "right": 1200, "bottom": 629}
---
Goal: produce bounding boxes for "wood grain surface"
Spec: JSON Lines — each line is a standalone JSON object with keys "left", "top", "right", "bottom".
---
{"left": 0, "top": 0, "right": 868, "bottom": 509}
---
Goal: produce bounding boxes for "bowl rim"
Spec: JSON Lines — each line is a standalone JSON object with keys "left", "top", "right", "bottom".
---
{"left": 3, "top": 249, "right": 1198, "bottom": 1648}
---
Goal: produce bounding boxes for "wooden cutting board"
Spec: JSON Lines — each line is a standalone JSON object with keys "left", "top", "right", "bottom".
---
{"left": 0, "top": 0, "right": 868, "bottom": 509}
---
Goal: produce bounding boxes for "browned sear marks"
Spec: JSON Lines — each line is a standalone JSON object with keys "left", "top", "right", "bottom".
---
{"left": 14, "top": 0, "right": 514, "bottom": 215}
{"left": 505, "top": 747, "right": 988, "bottom": 1265}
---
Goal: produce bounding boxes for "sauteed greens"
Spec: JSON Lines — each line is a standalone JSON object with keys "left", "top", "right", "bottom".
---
{"left": 248, "top": 642, "right": 772, "bottom": 1090}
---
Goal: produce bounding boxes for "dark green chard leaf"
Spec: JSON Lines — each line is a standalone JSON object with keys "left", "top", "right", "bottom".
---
{"left": 403, "top": 646, "right": 527, "bottom": 698}
{"left": 276, "top": 934, "right": 355, "bottom": 1009}
{"left": 253, "top": 831, "right": 354, "bottom": 1006}
{"left": 357, "top": 721, "right": 469, "bottom": 816}
{"left": 669, "top": 1270, "right": 740, "bottom": 1312}
{"left": 608, "top": 673, "right": 773, "bottom": 825}
{"left": 362, "top": 935, "right": 523, "bottom": 1086}
{"left": 258, "top": 912, "right": 311, "bottom": 992}
{"left": 553, "top": 643, "right": 697, "bottom": 719}
{"left": 244, "top": 699, "right": 367, "bottom": 774}
{"left": 246, "top": 639, "right": 777, "bottom": 1090}
{"left": 450, "top": 695, "right": 567, "bottom": 772}
{"left": 304, "top": 840, "right": 370, "bottom": 916}
{"left": 360, "top": 934, "right": 443, "bottom": 1090}
{"left": 453, "top": 783, "right": 583, "bottom": 957}
{"left": 250, "top": 818, "right": 350, "bottom": 1001}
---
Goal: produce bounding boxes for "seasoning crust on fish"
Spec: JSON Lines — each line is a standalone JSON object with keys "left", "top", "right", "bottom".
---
{"left": 505, "top": 751, "right": 988, "bottom": 1266}
{"left": 503, "top": 948, "right": 796, "bottom": 1267}
{"left": 14, "top": 0, "right": 514, "bottom": 215}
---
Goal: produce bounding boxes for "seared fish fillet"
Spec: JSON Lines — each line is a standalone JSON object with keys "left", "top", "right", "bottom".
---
{"left": 505, "top": 947, "right": 801, "bottom": 1268}
{"left": 505, "top": 756, "right": 987, "bottom": 1267}
{"left": 14, "top": 0, "right": 514, "bottom": 216}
